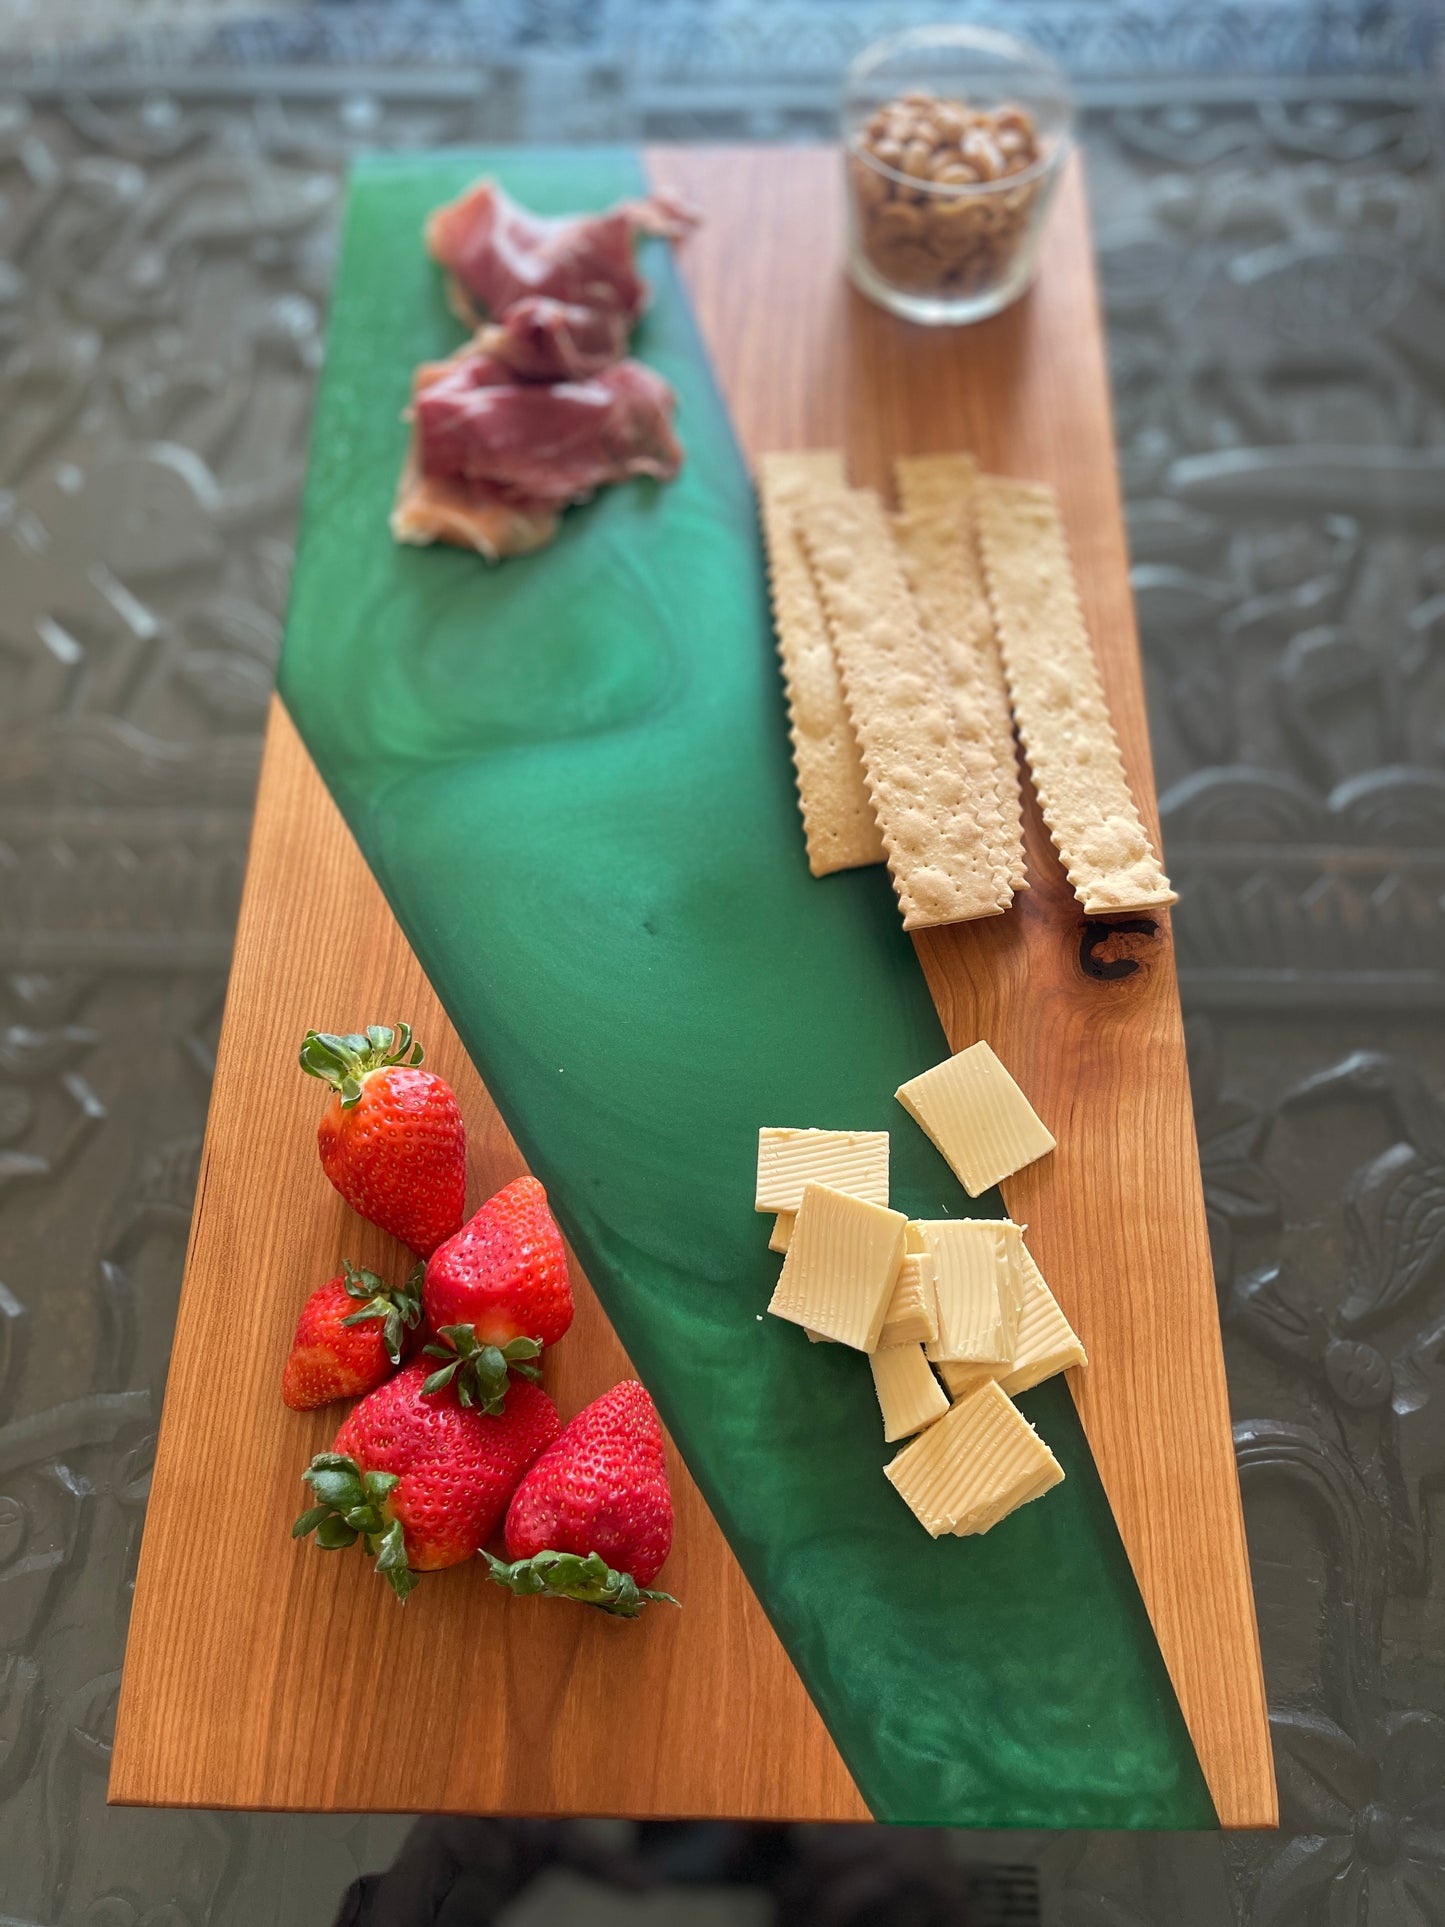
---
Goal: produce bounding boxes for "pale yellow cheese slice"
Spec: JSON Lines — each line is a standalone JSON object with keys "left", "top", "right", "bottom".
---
{"left": 935, "top": 1359, "right": 993, "bottom": 1401}
{"left": 994, "top": 1220, "right": 1025, "bottom": 1352}
{"left": 895, "top": 1040, "right": 1055, "bottom": 1197}
{"left": 914, "top": 1220, "right": 1017, "bottom": 1367}
{"left": 953, "top": 1459, "right": 1065, "bottom": 1537}
{"left": 755, "top": 1127, "right": 890, "bottom": 1213}
{"left": 936, "top": 1242, "right": 1086, "bottom": 1399}
{"left": 998, "top": 1245, "right": 1087, "bottom": 1394}
{"left": 769, "top": 1211, "right": 796, "bottom": 1254}
{"left": 904, "top": 1221, "right": 928, "bottom": 1255}
{"left": 870, "top": 1342, "right": 949, "bottom": 1442}
{"left": 884, "top": 1379, "right": 1063, "bottom": 1537}
{"left": 767, "top": 1182, "right": 907, "bottom": 1351}
{"left": 876, "top": 1253, "right": 938, "bottom": 1348}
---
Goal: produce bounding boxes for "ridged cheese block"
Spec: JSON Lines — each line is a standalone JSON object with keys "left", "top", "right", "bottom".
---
{"left": 755, "top": 1128, "right": 890, "bottom": 1212}
{"left": 885, "top": 1380, "right": 1063, "bottom": 1537}
{"left": 896, "top": 1041, "right": 1054, "bottom": 1197}
{"left": 768, "top": 1182, "right": 907, "bottom": 1350}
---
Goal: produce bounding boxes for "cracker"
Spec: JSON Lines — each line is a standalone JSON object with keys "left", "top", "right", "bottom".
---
{"left": 895, "top": 452, "right": 978, "bottom": 520}
{"left": 895, "top": 456, "right": 1027, "bottom": 893}
{"left": 975, "top": 476, "right": 1176, "bottom": 915}
{"left": 757, "top": 452, "right": 884, "bottom": 877}
{"left": 893, "top": 509, "right": 1024, "bottom": 901}
{"left": 798, "top": 489, "right": 1009, "bottom": 930}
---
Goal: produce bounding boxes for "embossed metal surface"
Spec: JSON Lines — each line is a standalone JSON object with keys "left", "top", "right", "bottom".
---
{"left": 0, "top": 8, "right": 1442, "bottom": 1922}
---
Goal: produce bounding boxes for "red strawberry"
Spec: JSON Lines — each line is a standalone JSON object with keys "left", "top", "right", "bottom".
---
{"left": 281, "top": 1259, "right": 423, "bottom": 1410}
{"left": 485, "top": 1380, "right": 676, "bottom": 1617}
{"left": 422, "top": 1177, "right": 574, "bottom": 1410}
{"left": 299, "top": 1023, "right": 465, "bottom": 1257}
{"left": 292, "top": 1357, "right": 559, "bottom": 1599}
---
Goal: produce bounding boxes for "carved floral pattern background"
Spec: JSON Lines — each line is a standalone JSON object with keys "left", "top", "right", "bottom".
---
{"left": 0, "top": 6, "right": 1442, "bottom": 1923}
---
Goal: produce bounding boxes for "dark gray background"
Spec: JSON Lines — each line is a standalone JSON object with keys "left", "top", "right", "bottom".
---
{"left": 0, "top": 3, "right": 1442, "bottom": 1922}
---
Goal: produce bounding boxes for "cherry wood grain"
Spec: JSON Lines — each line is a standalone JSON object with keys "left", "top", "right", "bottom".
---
{"left": 110, "top": 147, "right": 1273, "bottom": 1827}
{"left": 109, "top": 694, "right": 869, "bottom": 1819}
{"left": 659, "top": 146, "right": 1272, "bottom": 1828}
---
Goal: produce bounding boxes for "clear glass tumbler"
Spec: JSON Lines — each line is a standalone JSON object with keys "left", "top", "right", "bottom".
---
{"left": 842, "top": 25, "right": 1075, "bottom": 326}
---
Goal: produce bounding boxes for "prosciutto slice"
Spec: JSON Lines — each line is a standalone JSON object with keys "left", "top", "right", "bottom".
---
{"left": 400, "top": 180, "right": 695, "bottom": 560}
{"left": 478, "top": 296, "right": 631, "bottom": 382}
{"left": 425, "top": 180, "right": 697, "bottom": 329}
{"left": 412, "top": 350, "right": 682, "bottom": 505}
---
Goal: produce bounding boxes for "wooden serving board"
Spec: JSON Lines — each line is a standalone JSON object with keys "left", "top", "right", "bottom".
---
{"left": 110, "top": 147, "right": 1274, "bottom": 1828}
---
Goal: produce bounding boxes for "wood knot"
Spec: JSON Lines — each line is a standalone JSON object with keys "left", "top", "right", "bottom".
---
{"left": 1079, "top": 917, "right": 1160, "bottom": 981}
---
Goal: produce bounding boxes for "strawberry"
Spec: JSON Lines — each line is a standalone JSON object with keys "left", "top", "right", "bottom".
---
{"left": 299, "top": 1023, "right": 465, "bottom": 1257}
{"left": 281, "top": 1259, "right": 423, "bottom": 1410}
{"left": 292, "top": 1357, "right": 559, "bottom": 1599}
{"left": 422, "top": 1177, "right": 574, "bottom": 1411}
{"left": 485, "top": 1380, "right": 677, "bottom": 1617}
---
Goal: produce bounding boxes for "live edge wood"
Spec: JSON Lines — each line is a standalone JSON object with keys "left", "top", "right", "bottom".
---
{"left": 110, "top": 147, "right": 1274, "bottom": 1827}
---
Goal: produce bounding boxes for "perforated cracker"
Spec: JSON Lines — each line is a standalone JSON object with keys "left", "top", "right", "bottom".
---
{"left": 895, "top": 452, "right": 978, "bottom": 520}
{"left": 758, "top": 452, "right": 884, "bottom": 877}
{"left": 797, "top": 490, "right": 1010, "bottom": 931}
{"left": 894, "top": 509, "right": 1025, "bottom": 901}
{"left": 894, "top": 455, "right": 1027, "bottom": 894}
{"left": 975, "top": 475, "right": 1176, "bottom": 916}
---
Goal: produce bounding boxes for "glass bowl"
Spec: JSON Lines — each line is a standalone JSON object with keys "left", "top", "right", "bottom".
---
{"left": 842, "top": 25, "right": 1075, "bottom": 325}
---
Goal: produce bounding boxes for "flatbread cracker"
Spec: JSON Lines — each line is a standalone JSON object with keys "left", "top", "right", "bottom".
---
{"left": 893, "top": 510, "right": 1023, "bottom": 902}
{"left": 895, "top": 452, "right": 978, "bottom": 519}
{"left": 895, "top": 456, "right": 1027, "bottom": 892}
{"left": 975, "top": 476, "right": 1176, "bottom": 916}
{"left": 757, "top": 451, "right": 884, "bottom": 877}
{"left": 798, "top": 489, "right": 1009, "bottom": 930}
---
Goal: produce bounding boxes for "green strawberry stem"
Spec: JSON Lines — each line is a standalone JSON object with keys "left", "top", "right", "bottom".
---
{"left": 298, "top": 1024, "right": 424, "bottom": 1109}
{"left": 338, "top": 1259, "right": 425, "bottom": 1364}
{"left": 292, "top": 1452, "right": 418, "bottom": 1601}
{"left": 422, "top": 1326, "right": 542, "bottom": 1414}
{"left": 483, "top": 1549, "right": 678, "bottom": 1618}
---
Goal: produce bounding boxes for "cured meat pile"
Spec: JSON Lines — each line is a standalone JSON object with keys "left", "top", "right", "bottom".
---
{"left": 393, "top": 181, "right": 696, "bottom": 562}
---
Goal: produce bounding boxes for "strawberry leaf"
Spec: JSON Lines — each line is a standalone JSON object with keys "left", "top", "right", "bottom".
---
{"left": 483, "top": 1549, "right": 678, "bottom": 1618}
{"left": 374, "top": 1518, "right": 419, "bottom": 1601}
{"left": 338, "top": 1260, "right": 424, "bottom": 1364}
{"left": 298, "top": 1023, "right": 425, "bottom": 1107}
{"left": 293, "top": 1454, "right": 413, "bottom": 1591}
{"left": 427, "top": 1326, "right": 543, "bottom": 1415}
{"left": 305, "top": 1467, "right": 364, "bottom": 1510}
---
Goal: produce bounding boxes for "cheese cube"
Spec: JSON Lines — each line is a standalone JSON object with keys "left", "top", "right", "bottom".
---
{"left": 895, "top": 1041, "right": 1054, "bottom": 1197}
{"left": 876, "top": 1252, "right": 938, "bottom": 1348}
{"left": 767, "top": 1183, "right": 907, "bottom": 1351}
{"left": 870, "top": 1343, "right": 949, "bottom": 1442}
{"left": 884, "top": 1380, "right": 1063, "bottom": 1536}
{"left": 914, "top": 1220, "right": 1021, "bottom": 1367}
{"left": 768, "top": 1211, "right": 796, "bottom": 1254}
{"left": 755, "top": 1128, "right": 890, "bottom": 1213}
